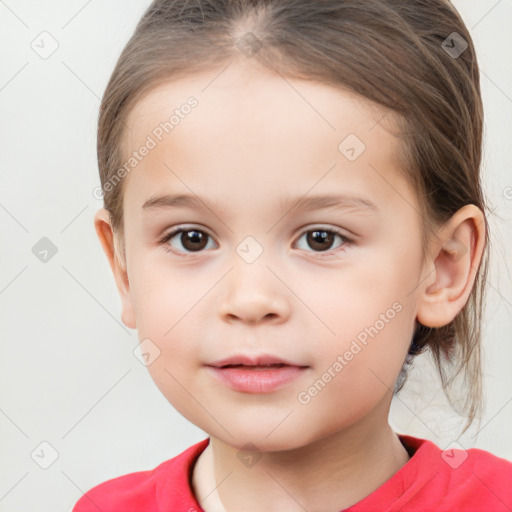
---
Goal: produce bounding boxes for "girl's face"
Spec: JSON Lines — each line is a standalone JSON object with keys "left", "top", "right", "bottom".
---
{"left": 111, "top": 63, "right": 428, "bottom": 450}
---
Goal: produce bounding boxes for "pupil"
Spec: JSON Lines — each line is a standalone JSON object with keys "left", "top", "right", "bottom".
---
{"left": 183, "top": 230, "right": 207, "bottom": 251}
{"left": 308, "top": 230, "right": 333, "bottom": 251}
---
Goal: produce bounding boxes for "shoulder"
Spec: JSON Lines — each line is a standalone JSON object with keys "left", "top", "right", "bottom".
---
{"left": 453, "top": 444, "right": 512, "bottom": 495}
{"left": 400, "top": 435, "right": 512, "bottom": 511}
{"left": 72, "top": 438, "right": 209, "bottom": 512}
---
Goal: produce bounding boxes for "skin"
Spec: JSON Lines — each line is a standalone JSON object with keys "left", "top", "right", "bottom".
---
{"left": 94, "top": 61, "right": 485, "bottom": 512}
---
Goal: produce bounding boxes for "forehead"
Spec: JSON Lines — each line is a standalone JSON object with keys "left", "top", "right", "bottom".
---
{"left": 125, "top": 63, "right": 395, "bottom": 147}
{"left": 121, "top": 63, "right": 411, "bottom": 218}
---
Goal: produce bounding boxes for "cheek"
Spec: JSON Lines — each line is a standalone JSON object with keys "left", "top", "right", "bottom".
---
{"left": 305, "top": 256, "right": 413, "bottom": 337}
{"left": 128, "top": 253, "right": 202, "bottom": 332}
{"left": 303, "top": 254, "right": 418, "bottom": 391}
{"left": 294, "top": 306, "right": 414, "bottom": 437}
{"left": 127, "top": 261, "right": 205, "bottom": 391}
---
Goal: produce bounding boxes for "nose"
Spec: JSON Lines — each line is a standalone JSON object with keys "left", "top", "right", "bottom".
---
{"left": 218, "top": 258, "right": 290, "bottom": 326}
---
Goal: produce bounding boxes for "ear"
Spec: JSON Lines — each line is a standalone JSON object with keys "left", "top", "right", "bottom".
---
{"left": 94, "top": 208, "right": 136, "bottom": 329}
{"left": 416, "top": 204, "right": 486, "bottom": 328}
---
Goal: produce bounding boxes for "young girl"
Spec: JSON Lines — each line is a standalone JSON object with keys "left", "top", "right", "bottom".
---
{"left": 74, "top": 0, "right": 512, "bottom": 510}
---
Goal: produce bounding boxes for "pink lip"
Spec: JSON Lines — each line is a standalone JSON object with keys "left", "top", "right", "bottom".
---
{"left": 208, "top": 353, "right": 303, "bottom": 367}
{"left": 205, "top": 354, "right": 308, "bottom": 393}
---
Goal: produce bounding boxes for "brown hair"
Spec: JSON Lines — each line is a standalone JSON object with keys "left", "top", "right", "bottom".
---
{"left": 97, "top": 0, "right": 490, "bottom": 431}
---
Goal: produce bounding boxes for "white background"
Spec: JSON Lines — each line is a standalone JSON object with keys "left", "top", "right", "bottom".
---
{"left": 1, "top": 0, "right": 511, "bottom": 510}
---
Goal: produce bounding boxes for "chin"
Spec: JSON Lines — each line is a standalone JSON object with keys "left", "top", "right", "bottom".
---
{"left": 211, "top": 425, "right": 314, "bottom": 454}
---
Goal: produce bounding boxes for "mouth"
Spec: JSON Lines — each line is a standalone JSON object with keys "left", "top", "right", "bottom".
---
{"left": 207, "top": 354, "right": 308, "bottom": 368}
{"left": 218, "top": 363, "right": 290, "bottom": 370}
{"left": 206, "top": 361, "right": 308, "bottom": 393}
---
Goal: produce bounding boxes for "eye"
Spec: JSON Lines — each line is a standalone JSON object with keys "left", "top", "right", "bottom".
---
{"left": 294, "top": 227, "right": 352, "bottom": 256}
{"left": 158, "top": 226, "right": 217, "bottom": 255}
{"left": 158, "top": 225, "right": 353, "bottom": 257}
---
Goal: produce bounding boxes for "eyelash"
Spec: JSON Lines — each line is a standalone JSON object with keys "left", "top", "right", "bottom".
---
{"left": 157, "top": 225, "right": 354, "bottom": 258}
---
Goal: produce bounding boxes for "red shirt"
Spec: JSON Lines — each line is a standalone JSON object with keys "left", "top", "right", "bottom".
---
{"left": 72, "top": 434, "right": 512, "bottom": 511}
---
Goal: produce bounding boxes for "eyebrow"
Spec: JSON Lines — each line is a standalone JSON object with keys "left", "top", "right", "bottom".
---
{"left": 142, "top": 193, "right": 380, "bottom": 215}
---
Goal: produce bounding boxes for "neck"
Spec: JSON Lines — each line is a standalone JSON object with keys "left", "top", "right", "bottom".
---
{"left": 192, "top": 403, "right": 410, "bottom": 512}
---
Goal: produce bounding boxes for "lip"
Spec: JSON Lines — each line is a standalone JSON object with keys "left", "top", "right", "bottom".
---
{"left": 208, "top": 353, "right": 304, "bottom": 367}
{"left": 205, "top": 354, "right": 309, "bottom": 394}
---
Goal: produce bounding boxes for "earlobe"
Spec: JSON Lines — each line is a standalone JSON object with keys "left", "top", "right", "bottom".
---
{"left": 94, "top": 208, "right": 136, "bottom": 329}
{"left": 416, "top": 204, "right": 485, "bottom": 328}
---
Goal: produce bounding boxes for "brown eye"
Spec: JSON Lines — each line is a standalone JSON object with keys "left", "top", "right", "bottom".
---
{"left": 159, "top": 225, "right": 352, "bottom": 257}
{"left": 178, "top": 230, "right": 208, "bottom": 251}
{"left": 306, "top": 230, "right": 336, "bottom": 251}
{"left": 161, "top": 228, "right": 216, "bottom": 254}
{"left": 295, "top": 227, "right": 351, "bottom": 255}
